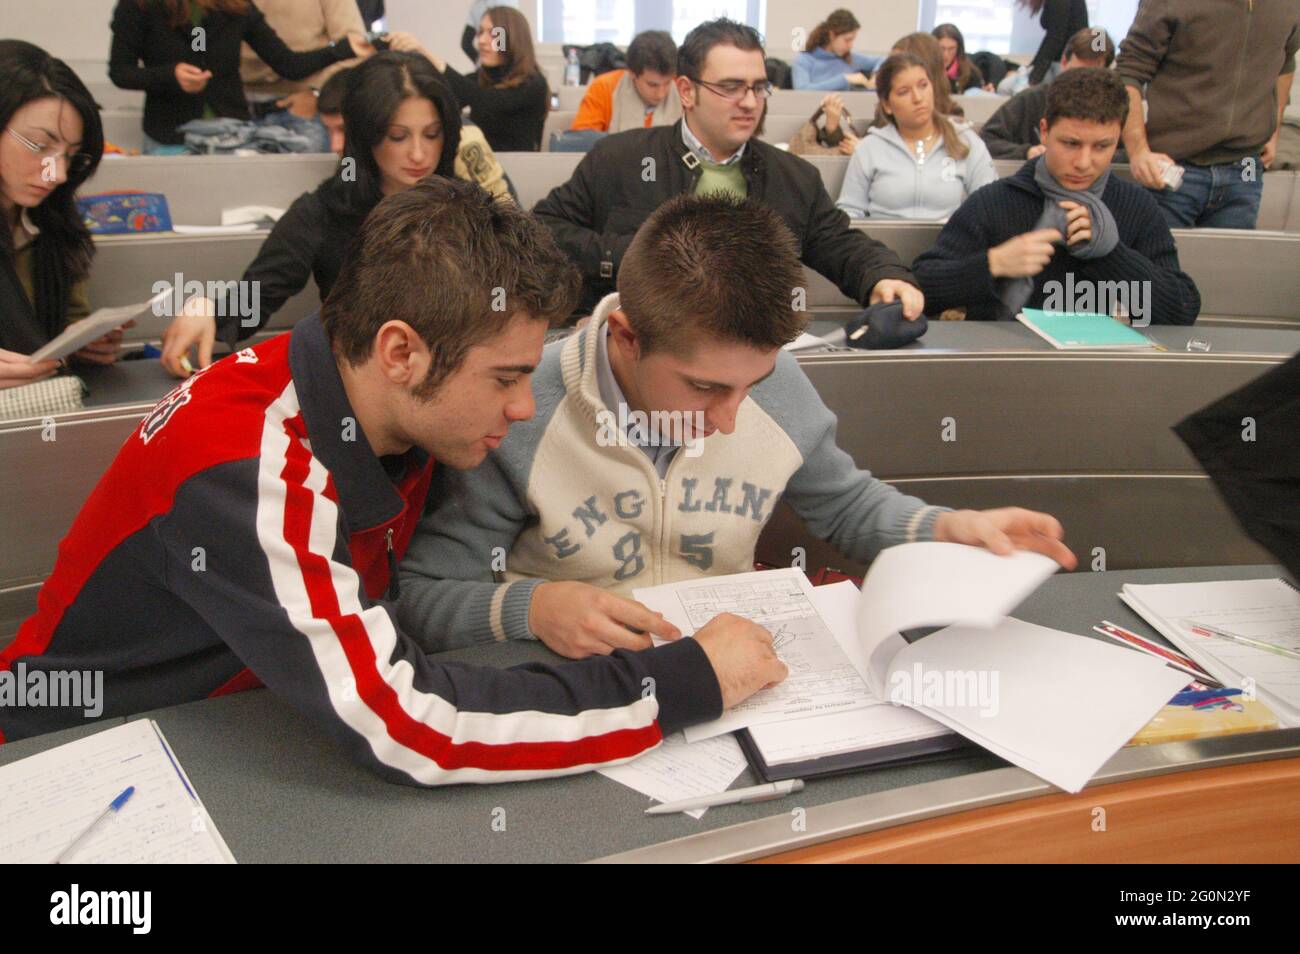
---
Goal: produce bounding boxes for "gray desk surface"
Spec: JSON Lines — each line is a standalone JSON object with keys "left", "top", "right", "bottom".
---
{"left": 57, "top": 322, "right": 1300, "bottom": 417}
{"left": 1, "top": 564, "right": 1293, "bottom": 863}
{"left": 803, "top": 318, "right": 1300, "bottom": 355}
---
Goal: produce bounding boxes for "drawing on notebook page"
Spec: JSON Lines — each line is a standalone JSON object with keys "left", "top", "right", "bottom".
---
{"left": 659, "top": 573, "right": 878, "bottom": 741}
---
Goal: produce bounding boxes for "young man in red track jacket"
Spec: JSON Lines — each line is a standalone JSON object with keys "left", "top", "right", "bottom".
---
{"left": 0, "top": 178, "right": 785, "bottom": 785}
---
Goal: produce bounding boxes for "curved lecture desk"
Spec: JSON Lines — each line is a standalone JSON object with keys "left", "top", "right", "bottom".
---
{"left": 0, "top": 563, "right": 1296, "bottom": 863}
{"left": 1, "top": 321, "right": 1296, "bottom": 636}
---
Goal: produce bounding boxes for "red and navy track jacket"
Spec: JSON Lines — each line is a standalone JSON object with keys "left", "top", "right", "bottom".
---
{"left": 0, "top": 315, "right": 722, "bottom": 784}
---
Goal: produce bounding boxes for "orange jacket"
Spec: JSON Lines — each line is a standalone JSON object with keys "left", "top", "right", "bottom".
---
{"left": 570, "top": 69, "right": 654, "bottom": 132}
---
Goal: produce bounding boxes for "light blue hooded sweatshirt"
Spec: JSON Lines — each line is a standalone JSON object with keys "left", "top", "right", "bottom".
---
{"left": 836, "top": 121, "right": 998, "bottom": 220}
{"left": 793, "top": 47, "right": 884, "bottom": 91}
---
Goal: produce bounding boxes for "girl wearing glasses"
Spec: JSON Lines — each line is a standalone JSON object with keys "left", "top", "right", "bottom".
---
{"left": 0, "top": 40, "right": 112, "bottom": 390}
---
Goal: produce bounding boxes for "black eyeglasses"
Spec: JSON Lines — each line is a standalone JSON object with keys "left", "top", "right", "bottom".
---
{"left": 688, "top": 78, "right": 773, "bottom": 103}
{"left": 6, "top": 127, "right": 93, "bottom": 176}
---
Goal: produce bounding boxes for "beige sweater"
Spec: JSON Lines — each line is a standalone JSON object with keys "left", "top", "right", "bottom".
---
{"left": 240, "top": 0, "right": 363, "bottom": 98}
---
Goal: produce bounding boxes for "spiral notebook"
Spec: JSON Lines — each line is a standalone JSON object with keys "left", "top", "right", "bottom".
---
{"left": 1119, "top": 577, "right": 1300, "bottom": 727}
{"left": 0, "top": 720, "right": 234, "bottom": 863}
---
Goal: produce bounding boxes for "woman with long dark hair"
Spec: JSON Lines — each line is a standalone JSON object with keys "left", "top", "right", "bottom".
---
{"left": 932, "top": 23, "right": 991, "bottom": 93}
{"left": 109, "top": 0, "right": 372, "bottom": 152}
{"left": 408, "top": 7, "right": 550, "bottom": 152}
{"left": 159, "top": 51, "right": 461, "bottom": 375}
{"left": 1019, "top": 0, "right": 1089, "bottom": 86}
{"left": 0, "top": 40, "right": 116, "bottom": 389}
{"left": 793, "top": 9, "right": 882, "bottom": 91}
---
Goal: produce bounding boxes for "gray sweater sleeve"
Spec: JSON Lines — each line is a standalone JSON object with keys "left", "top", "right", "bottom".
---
{"left": 396, "top": 446, "right": 542, "bottom": 652}
{"left": 753, "top": 352, "right": 950, "bottom": 560}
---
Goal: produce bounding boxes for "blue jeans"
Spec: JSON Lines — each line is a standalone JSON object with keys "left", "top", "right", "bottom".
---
{"left": 249, "top": 109, "right": 330, "bottom": 153}
{"left": 1152, "top": 156, "right": 1264, "bottom": 229}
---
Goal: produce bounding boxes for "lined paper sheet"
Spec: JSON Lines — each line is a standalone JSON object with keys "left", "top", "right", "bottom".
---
{"left": 1122, "top": 578, "right": 1300, "bottom": 725}
{"left": 0, "top": 720, "right": 234, "bottom": 863}
{"left": 597, "top": 733, "right": 748, "bottom": 819}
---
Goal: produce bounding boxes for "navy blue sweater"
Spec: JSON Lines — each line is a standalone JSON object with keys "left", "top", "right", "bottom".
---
{"left": 913, "top": 161, "right": 1201, "bottom": 325}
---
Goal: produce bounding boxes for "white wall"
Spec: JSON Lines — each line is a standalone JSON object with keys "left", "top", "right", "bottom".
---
{"left": 1, "top": 0, "right": 915, "bottom": 70}
{"left": 765, "top": 1, "right": 920, "bottom": 56}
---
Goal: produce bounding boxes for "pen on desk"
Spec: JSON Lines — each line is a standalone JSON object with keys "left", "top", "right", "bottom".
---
{"left": 645, "top": 779, "right": 804, "bottom": 815}
{"left": 1184, "top": 622, "right": 1300, "bottom": 661}
{"left": 1093, "top": 621, "right": 1220, "bottom": 686}
{"left": 51, "top": 785, "right": 135, "bottom": 864}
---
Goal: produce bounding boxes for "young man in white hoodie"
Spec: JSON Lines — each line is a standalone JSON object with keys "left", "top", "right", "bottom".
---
{"left": 836, "top": 52, "right": 996, "bottom": 220}
{"left": 396, "top": 193, "right": 1076, "bottom": 659}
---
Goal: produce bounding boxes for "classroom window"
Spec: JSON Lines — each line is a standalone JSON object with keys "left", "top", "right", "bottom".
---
{"left": 918, "top": 0, "right": 1136, "bottom": 56}
{"left": 538, "top": 0, "right": 766, "bottom": 45}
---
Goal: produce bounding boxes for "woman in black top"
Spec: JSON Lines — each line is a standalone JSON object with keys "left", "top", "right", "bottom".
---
{"left": 159, "top": 52, "right": 462, "bottom": 375}
{"left": 412, "top": 6, "right": 550, "bottom": 152}
{"left": 109, "top": 0, "right": 372, "bottom": 148}
{"left": 0, "top": 40, "right": 113, "bottom": 389}
{"left": 1020, "top": 0, "right": 1089, "bottom": 86}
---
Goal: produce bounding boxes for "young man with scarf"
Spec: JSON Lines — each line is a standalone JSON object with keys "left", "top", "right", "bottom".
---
{"left": 1, "top": 178, "right": 788, "bottom": 784}
{"left": 397, "top": 193, "right": 1077, "bottom": 660}
{"left": 913, "top": 67, "right": 1201, "bottom": 325}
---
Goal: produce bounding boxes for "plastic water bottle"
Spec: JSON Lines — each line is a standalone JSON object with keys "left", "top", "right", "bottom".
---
{"left": 564, "top": 49, "right": 581, "bottom": 86}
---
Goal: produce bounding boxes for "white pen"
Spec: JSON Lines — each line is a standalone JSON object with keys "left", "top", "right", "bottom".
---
{"left": 645, "top": 779, "right": 804, "bottom": 815}
{"left": 1184, "top": 621, "right": 1300, "bottom": 661}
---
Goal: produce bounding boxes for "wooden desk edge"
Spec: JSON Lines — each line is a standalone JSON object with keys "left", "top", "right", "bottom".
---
{"left": 591, "top": 727, "right": 1300, "bottom": 864}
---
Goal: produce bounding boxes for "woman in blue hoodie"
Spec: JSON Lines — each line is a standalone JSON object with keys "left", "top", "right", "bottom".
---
{"left": 836, "top": 53, "right": 996, "bottom": 220}
{"left": 793, "top": 9, "right": 882, "bottom": 91}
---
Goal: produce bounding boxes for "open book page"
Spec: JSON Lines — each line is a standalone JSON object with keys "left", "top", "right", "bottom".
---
{"left": 634, "top": 568, "right": 879, "bottom": 742}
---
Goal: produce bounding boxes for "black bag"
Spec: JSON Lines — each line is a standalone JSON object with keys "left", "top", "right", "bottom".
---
{"left": 1173, "top": 353, "right": 1300, "bottom": 578}
{"left": 970, "top": 51, "right": 1008, "bottom": 89}
{"left": 564, "top": 43, "right": 627, "bottom": 84}
{"left": 843, "top": 302, "right": 928, "bottom": 350}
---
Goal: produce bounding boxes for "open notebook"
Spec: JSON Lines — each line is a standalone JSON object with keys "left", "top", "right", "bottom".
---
{"left": 637, "top": 544, "right": 1188, "bottom": 793}
{"left": 1120, "top": 578, "right": 1300, "bottom": 727}
{"left": 0, "top": 720, "right": 234, "bottom": 863}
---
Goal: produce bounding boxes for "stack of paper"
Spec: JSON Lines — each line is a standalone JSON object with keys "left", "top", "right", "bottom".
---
{"left": 635, "top": 544, "right": 1193, "bottom": 793}
{"left": 1120, "top": 578, "right": 1300, "bottom": 726}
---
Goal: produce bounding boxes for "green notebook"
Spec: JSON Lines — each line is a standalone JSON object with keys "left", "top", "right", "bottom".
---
{"left": 1016, "top": 309, "right": 1158, "bottom": 350}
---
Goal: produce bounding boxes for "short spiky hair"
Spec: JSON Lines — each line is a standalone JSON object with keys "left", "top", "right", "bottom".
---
{"left": 677, "top": 18, "right": 765, "bottom": 80}
{"left": 1045, "top": 66, "right": 1129, "bottom": 130}
{"left": 616, "top": 194, "right": 807, "bottom": 355}
{"left": 323, "top": 177, "right": 580, "bottom": 394}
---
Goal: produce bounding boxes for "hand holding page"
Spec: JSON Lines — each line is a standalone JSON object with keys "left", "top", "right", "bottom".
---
{"left": 28, "top": 287, "right": 172, "bottom": 363}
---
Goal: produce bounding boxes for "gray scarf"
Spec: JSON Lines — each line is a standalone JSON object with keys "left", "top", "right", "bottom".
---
{"left": 998, "top": 156, "right": 1118, "bottom": 316}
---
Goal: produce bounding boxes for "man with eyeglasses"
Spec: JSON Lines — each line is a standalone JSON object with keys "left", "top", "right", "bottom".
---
{"left": 534, "top": 18, "right": 925, "bottom": 317}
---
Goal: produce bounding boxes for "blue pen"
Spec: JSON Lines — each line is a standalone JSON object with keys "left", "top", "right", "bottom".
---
{"left": 51, "top": 786, "right": 135, "bottom": 864}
